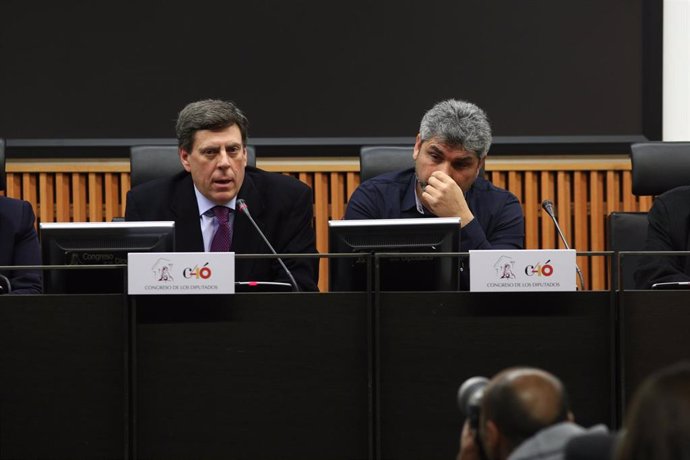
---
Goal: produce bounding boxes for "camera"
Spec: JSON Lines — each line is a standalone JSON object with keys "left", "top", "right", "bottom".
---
{"left": 457, "top": 376, "right": 489, "bottom": 430}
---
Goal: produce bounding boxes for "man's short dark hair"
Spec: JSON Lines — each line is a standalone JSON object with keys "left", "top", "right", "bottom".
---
{"left": 176, "top": 99, "right": 249, "bottom": 152}
{"left": 482, "top": 368, "right": 571, "bottom": 452}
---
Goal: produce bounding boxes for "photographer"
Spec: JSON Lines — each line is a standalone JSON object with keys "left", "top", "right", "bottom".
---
{"left": 457, "top": 367, "right": 607, "bottom": 460}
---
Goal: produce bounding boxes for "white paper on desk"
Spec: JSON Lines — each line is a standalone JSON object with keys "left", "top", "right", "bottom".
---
{"left": 470, "top": 249, "right": 576, "bottom": 292}
{"left": 128, "top": 252, "right": 235, "bottom": 295}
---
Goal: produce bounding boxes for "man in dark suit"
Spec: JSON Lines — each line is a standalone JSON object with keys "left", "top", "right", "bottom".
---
{"left": 0, "top": 196, "right": 43, "bottom": 294}
{"left": 634, "top": 185, "right": 690, "bottom": 289}
{"left": 125, "top": 99, "right": 318, "bottom": 291}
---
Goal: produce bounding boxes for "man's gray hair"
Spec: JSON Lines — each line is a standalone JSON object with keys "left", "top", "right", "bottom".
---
{"left": 419, "top": 99, "right": 492, "bottom": 158}
{"left": 176, "top": 99, "right": 249, "bottom": 152}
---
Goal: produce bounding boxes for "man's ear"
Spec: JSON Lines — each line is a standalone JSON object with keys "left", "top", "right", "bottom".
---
{"left": 413, "top": 134, "right": 422, "bottom": 160}
{"left": 179, "top": 148, "right": 192, "bottom": 172}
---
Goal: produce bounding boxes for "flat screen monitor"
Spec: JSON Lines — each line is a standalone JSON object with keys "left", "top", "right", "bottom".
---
{"left": 40, "top": 221, "right": 175, "bottom": 294}
{"left": 328, "top": 218, "right": 461, "bottom": 292}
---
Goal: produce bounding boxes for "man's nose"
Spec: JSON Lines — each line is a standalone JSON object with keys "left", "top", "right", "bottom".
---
{"left": 437, "top": 161, "right": 452, "bottom": 176}
{"left": 217, "top": 149, "right": 232, "bottom": 168}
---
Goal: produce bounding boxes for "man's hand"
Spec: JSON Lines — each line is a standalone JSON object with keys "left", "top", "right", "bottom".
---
{"left": 456, "top": 420, "right": 482, "bottom": 460}
{"left": 420, "top": 171, "right": 474, "bottom": 227}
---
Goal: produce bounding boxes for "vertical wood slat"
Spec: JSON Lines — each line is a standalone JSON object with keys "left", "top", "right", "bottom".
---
{"left": 56, "top": 173, "right": 71, "bottom": 222}
{"left": 88, "top": 173, "right": 103, "bottom": 222}
{"left": 22, "top": 173, "right": 38, "bottom": 219}
{"left": 523, "top": 172, "right": 538, "bottom": 249}
{"left": 540, "top": 172, "right": 556, "bottom": 250}
{"left": 312, "top": 172, "right": 329, "bottom": 292}
{"left": 590, "top": 172, "right": 606, "bottom": 290}
{"left": 491, "top": 171, "right": 506, "bottom": 190}
{"left": 346, "top": 172, "right": 359, "bottom": 201}
{"left": 330, "top": 172, "right": 345, "bottom": 221}
{"left": 72, "top": 173, "right": 87, "bottom": 222}
{"left": 573, "top": 172, "right": 589, "bottom": 288}
{"left": 556, "top": 171, "right": 571, "bottom": 249}
{"left": 606, "top": 171, "right": 620, "bottom": 217}
{"left": 120, "top": 173, "right": 130, "bottom": 217}
{"left": 39, "top": 173, "right": 55, "bottom": 224}
{"left": 7, "top": 173, "right": 21, "bottom": 198}
{"left": 638, "top": 195, "right": 653, "bottom": 212}
{"left": 622, "top": 171, "right": 635, "bottom": 211}
{"left": 104, "top": 173, "right": 119, "bottom": 221}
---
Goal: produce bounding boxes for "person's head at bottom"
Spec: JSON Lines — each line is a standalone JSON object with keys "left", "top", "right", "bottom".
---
{"left": 458, "top": 367, "right": 572, "bottom": 460}
{"left": 616, "top": 361, "right": 690, "bottom": 460}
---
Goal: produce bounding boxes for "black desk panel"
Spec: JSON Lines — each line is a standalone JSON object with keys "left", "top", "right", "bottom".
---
{"left": 7, "top": 291, "right": 688, "bottom": 459}
{"left": 377, "top": 292, "right": 615, "bottom": 460}
{"left": 619, "top": 291, "right": 690, "bottom": 417}
{"left": 133, "top": 293, "right": 370, "bottom": 460}
{"left": 0, "top": 294, "right": 128, "bottom": 460}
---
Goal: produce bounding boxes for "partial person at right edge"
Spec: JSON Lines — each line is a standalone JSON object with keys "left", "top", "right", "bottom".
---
{"left": 345, "top": 99, "right": 524, "bottom": 289}
{"left": 0, "top": 196, "right": 43, "bottom": 294}
{"left": 634, "top": 185, "right": 690, "bottom": 289}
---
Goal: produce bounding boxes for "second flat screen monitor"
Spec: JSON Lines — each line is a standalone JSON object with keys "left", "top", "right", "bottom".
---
{"left": 328, "top": 218, "right": 461, "bottom": 292}
{"left": 40, "top": 221, "right": 175, "bottom": 294}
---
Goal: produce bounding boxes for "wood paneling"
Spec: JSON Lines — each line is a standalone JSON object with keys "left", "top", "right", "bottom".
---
{"left": 5, "top": 155, "right": 655, "bottom": 291}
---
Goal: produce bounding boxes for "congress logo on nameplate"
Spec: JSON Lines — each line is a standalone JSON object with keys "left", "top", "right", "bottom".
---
{"left": 127, "top": 252, "right": 235, "bottom": 295}
{"left": 469, "top": 249, "right": 576, "bottom": 292}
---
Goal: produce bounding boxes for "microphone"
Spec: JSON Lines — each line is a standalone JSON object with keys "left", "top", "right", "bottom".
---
{"left": 0, "top": 274, "right": 12, "bottom": 294}
{"left": 541, "top": 200, "right": 586, "bottom": 290}
{"left": 236, "top": 199, "right": 300, "bottom": 292}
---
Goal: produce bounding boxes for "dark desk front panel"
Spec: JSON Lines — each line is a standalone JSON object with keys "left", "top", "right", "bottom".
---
{"left": 620, "top": 291, "right": 690, "bottom": 417}
{"left": 0, "top": 294, "right": 128, "bottom": 460}
{"left": 7, "top": 291, "right": 689, "bottom": 459}
{"left": 377, "top": 292, "right": 614, "bottom": 460}
{"left": 134, "top": 293, "right": 371, "bottom": 460}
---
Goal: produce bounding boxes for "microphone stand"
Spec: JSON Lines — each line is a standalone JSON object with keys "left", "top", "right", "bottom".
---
{"left": 236, "top": 199, "right": 300, "bottom": 292}
{"left": 542, "top": 200, "right": 586, "bottom": 291}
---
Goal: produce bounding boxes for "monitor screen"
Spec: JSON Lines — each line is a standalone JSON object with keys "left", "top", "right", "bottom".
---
{"left": 40, "top": 221, "right": 175, "bottom": 294}
{"left": 329, "top": 218, "right": 461, "bottom": 292}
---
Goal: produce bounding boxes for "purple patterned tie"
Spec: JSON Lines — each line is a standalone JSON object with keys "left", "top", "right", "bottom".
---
{"left": 210, "top": 206, "right": 232, "bottom": 252}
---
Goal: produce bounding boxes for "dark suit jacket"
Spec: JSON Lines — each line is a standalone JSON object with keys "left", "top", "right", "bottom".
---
{"left": 634, "top": 185, "right": 690, "bottom": 289}
{"left": 125, "top": 167, "right": 319, "bottom": 291}
{"left": 0, "top": 196, "right": 43, "bottom": 294}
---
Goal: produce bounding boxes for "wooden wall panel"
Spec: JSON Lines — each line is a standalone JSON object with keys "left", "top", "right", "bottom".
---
{"left": 573, "top": 172, "right": 589, "bottom": 288}
{"left": 5, "top": 155, "right": 663, "bottom": 291}
{"left": 523, "top": 172, "right": 538, "bottom": 249}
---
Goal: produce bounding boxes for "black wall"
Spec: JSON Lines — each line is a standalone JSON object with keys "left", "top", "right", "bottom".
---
{"left": 0, "top": 0, "right": 659, "bottom": 140}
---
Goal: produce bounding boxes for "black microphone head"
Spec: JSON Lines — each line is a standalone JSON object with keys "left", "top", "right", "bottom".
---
{"left": 237, "top": 198, "right": 249, "bottom": 213}
{"left": 541, "top": 200, "right": 554, "bottom": 213}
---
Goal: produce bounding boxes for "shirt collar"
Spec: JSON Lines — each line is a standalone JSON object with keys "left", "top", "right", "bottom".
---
{"left": 193, "top": 185, "right": 237, "bottom": 217}
{"left": 403, "top": 172, "right": 425, "bottom": 215}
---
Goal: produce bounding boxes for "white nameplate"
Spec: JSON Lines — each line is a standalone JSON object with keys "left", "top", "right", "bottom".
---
{"left": 470, "top": 249, "right": 576, "bottom": 292}
{"left": 127, "top": 252, "right": 235, "bottom": 295}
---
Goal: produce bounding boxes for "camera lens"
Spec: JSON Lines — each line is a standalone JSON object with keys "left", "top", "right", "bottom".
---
{"left": 457, "top": 376, "right": 489, "bottom": 421}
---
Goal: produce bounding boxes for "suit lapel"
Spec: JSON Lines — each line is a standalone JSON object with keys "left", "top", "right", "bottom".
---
{"left": 170, "top": 174, "right": 205, "bottom": 252}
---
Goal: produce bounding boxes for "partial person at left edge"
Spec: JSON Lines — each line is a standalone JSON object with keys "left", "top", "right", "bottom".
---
{"left": 124, "top": 99, "right": 319, "bottom": 291}
{"left": 0, "top": 196, "right": 43, "bottom": 294}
